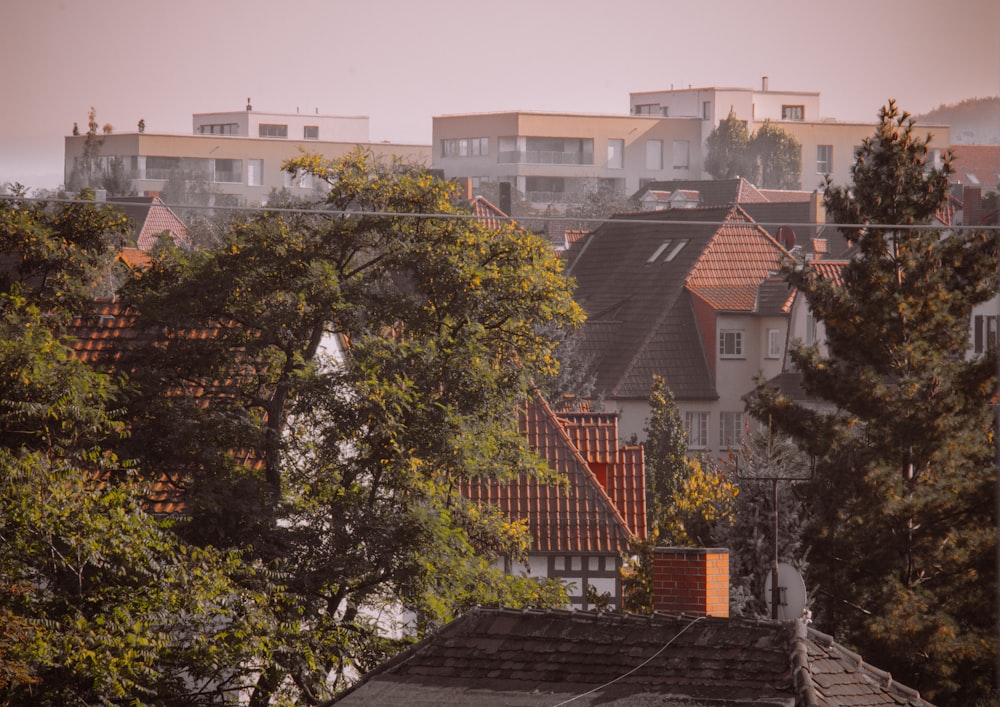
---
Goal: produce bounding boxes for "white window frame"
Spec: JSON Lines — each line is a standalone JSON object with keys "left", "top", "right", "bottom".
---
{"left": 685, "top": 411, "right": 709, "bottom": 449}
{"left": 720, "top": 412, "right": 743, "bottom": 449}
{"left": 646, "top": 139, "right": 663, "bottom": 170}
{"left": 608, "top": 139, "right": 625, "bottom": 169}
{"left": 672, "top": 140, "right": 690, "bottom": 168}
{"left": 781, "top": 105, "right": 804, "bottom": 121}
{"left": 719, "top": 329, "right": 744, "bottom": 359}
{"left": 247, "top": 159, "right": 263, "bottom": 187}
{"left": 817, "top": 145, "right": 833, "bottom": 174}
{"left": 303, "top": 125, "right": 319, "bottom": 140}
{"left": 766, "top": 328, "right": 782, "bottom": 358}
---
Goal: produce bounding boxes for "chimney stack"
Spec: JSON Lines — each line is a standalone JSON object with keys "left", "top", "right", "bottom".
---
{"left": 652, "top": 547, "right": 729, "bottom": 617}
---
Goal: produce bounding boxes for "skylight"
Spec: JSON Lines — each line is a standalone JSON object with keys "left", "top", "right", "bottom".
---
{"left": 664, "top": 239, "right": 689, "bottom": 261}
{"left": 647, "top": 240, "right": 672, "bottom": 263}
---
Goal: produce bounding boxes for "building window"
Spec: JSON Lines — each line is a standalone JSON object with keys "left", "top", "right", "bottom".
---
{"left": 702, "top": 101, "right": 712, "bottom": 121}
{"left": 805, "top": 313, "right": 817, "bottom": 346}
{"left": 672, "top": 140, "right": 690, "bottom": 168}
{"left": 303, "top": 125, "right": 319, "bottom": 140}
{"left": 720, "top": 412, "right": 744, "bottom": 449}
{"left": 608, "top": 139, "right": 625, "bottom": 169}
{"left": 817, "top": 145, "right": 833, "bottom": 174}
{"left": 974, "top": 315, "right": 998, "bottom": 353}
{"left": 442, "top": 137, "right": 489, "bottom": 158}
{"left": 258, "top": 123, "right": 288, "bottom": 138}
{"left": 198, "top": 123, "right": 238, "bottom": 135}
{"left": 145, "top": 156, "right": 181, "bottom": 180}
{"left": 685, "top": 411, "right": 709, "bottom": 449}
{"left": 212, "top": 158, "right": 242, "bottom": 184}
{"left": 781, "top": 105, "right": 804, "bottom": 121}
{"left": 634, "top": 104, "right": 660, "bottom": 115}
{"left": 767, "top": 328, "right": 783, "bottom": 358}
{"left": 645, "top": 139, "right": 663, "bottom": 170}
{"left": 719, "top": 329, "right": 744, "bottom": 358}
{"left": 248, "top": 159, "right": 263, "bottom": 187}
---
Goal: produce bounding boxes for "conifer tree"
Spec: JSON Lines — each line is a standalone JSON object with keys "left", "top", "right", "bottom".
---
{"left": 747, "top": 101, "right": 998, "bottom": 704}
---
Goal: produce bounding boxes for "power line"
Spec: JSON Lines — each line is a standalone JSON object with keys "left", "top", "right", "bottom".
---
{"left": 1, "top": 192, "right": 998, "bottom": 232}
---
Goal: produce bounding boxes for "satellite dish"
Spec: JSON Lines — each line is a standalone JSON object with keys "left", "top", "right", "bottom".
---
{"left": 764, "top": 562, "right": 807, "bottom": 621}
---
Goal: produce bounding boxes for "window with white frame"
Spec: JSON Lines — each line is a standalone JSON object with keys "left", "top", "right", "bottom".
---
{"left": 767, "top": 328, "right": 782, "bottom": 358}
{"left": 720, "top": 412, "right": 743, "bottom": 449}
{"left": 805, "top": 313, "right": 817, "bottom": 346}
{"left": 247, "top": 159, "right": 263, "bottom": 187}
{"left": 973, "top": 315, "right": 998, "bottom": 353}
{"left": 442, "top": 137, "right": 488, "bottom": 158}
{"left": 719, "top": 329, "right": 744, "bottom": 358}
{"left": 258, "top": 123, "right": 288, "bottom": 138}
{"left": 646, "top": 139, "right": 663, "bottom": 170}
{"left": 781, "top": 105, "right": 804, "bottom": 121}
{"left": 303, "top": 125, "right": 319, "bottom": 140}
{"left": 816, "top": 145, "right": 833, "bottom": 174}
{"left": 685, "top": 411, "right": 709, "bottom": 449}
{"left": 608, "top": 139, "right": 625, "bottom": 169}
{"left": 672, "top": 140, "right": 690, "bottom": 168}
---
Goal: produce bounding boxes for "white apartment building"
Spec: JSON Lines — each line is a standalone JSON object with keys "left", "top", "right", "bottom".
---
{"left": 432, "top": 112, "right": 703, "bottom": 210}
{"left": 64, "top": 106, "right": 431, "bottom": 206}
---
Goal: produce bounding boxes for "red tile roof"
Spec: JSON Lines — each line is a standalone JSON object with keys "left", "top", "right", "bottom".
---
{"left": 566, "top": 206, "right": 788, "bottom": 400}
{"left": 949, "top": 145, "right": 1000, "bottom": 189}
{"left": 469, "top": 195, "right": 511, "bottom": 230}
{"left": 111, "top": 196, "right": 191, "bottom": 251}
{"left": 461, "top": 394, "right": 640, "bottom": 554}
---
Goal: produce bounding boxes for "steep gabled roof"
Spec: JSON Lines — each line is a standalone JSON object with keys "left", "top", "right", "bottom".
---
{"left": 566, "top": 207, "right": 787, "bottom": 400}
{"left": 111, "top": 196, "right": 191, "bottom": 251}
{"left": 330, "top": 608, "right": 934, "bottom": 706}
{"left": 468, "top": 195, "right": 511, "bottom": 230}
{"left": 460, "top": 395, "right": 638, "bottom": 555}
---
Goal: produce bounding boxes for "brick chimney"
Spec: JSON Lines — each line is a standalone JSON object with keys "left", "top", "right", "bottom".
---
{"left": 652, "top": 547, "right": 729, "bottom": 617}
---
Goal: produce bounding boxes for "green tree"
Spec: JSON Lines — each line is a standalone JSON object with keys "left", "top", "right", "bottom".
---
{"left": 746, "top": 101, "right": 997, "bottom": 704}
{"left": 704, "top": 108, "right": 753, "bottom": 180}
{"left": 0, "top": 197, "right": 275, "bottom": 705}
{"left": 749, "top": 120, "right": 801, "bottom": 189}
{"left": 643, "top": 375, "right": 690, "bottom": 535}
{"left": 116, "top": 148, "right": 581, "bottom": 702}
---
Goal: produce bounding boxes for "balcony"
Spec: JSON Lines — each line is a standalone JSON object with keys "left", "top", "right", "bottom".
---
{"left": 498, "top": 150, "right": 594, "bottom": 166}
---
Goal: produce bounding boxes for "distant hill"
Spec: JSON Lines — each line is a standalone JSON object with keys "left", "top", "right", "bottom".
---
{"left": 915, "top": 97, "right": 1000, "bottom": 145}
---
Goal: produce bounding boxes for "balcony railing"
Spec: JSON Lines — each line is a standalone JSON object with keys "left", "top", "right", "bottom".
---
{"left": 498, "top": 150, "right": 594, "bottom": 165}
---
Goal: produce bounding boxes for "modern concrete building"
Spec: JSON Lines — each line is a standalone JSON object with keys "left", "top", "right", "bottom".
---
{"left": 64, "top": 106, "right": 431, "bottom": 206}
{"left": 432, "top": 111, "right": 704, "bottom": 211}
{"left": 629, "top": 80, "right": 950, "bottom": 190}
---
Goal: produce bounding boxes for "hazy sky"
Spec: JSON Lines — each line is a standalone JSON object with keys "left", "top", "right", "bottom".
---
{"left": 2, "top": 0, "right": 998, "bottom": 188}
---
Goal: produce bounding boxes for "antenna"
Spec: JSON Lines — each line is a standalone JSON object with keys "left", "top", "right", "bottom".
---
{"left": 733, "top": 418, "right": 813, "bottom": 620}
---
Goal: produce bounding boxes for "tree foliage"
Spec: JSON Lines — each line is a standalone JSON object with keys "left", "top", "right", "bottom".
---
{"left": 746, "top": 101, "right": 998, "bottom": 705}
{"left": 113, "top": 149, "right": 581, "bottom": 702}
{"left": 704, "top": 108, "right": 752, "bottom": 180}
{"left": 704, "top": 111, "right": 801, "bottom": 189}
{"left": 0, "top": 200, "right": 274, "bottom": 704}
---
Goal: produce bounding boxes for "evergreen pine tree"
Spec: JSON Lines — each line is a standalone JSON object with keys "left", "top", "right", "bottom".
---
{"left": 747, "top": 100, "right": 998, "bottom": 705}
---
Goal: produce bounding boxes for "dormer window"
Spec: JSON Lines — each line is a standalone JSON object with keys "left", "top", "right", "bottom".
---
{"left": 719, "top": 330, "right": 744, "bottom": 359}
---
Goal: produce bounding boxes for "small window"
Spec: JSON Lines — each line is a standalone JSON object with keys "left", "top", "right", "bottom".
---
{"left": 974, "top": 315, "right": 998, "bottom": 353}
{"left": 247, "top": 159, "right": 263, "bottom": 187}
{"left": 816, "top": 145, "right": 833, "bottom": 174}
{"left": 647, "top": 241, "right": 672, "bottom": 264}
{"left": 303, "top": 125, "right": 319, "bottom": 140}
{"left": 664, "top": 239, "right": 688, "bottom": 261}
{"left": 702, "top": 101, "right": 712, "bottom": 121}
{"left": 767, "top": 328, "right": 782, "bottom": 358}
{"left": 672, "top": 140, "right": 690, "bottom": 168}
{"left": 719, "top": 330, "right": 744, "bottom": 358}
{"left": 608, "top": 139, "right": 624, "bottom": 169}
{"left": 259, "top": 123, "right": 288, "bottom": 138}
{"left": 685, "top": 411, "right": 709, "bottom": 449}
{"left": 646, "top": 139, "right": 663, "bottom": 170}
{"left": 805, "top": 313, "right": 818, "bottom": 346}
{"left": 720, "top": 412, "right": 743, "bottom": 449}
{"left": 781, "top": 105, "right": 804, "bottom": 121}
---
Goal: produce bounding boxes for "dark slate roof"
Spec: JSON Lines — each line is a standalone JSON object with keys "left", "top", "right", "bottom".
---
{"left": 565, "top": 206, "right": 786, "bottom": 401}
{"left": 460, "top": 395, "right": 638, "bottom": 554}
{"left": 756, "top": 276, "right": 795, "bottom": 316}
{"left": 330, "top": 607, "right": 933, "bottom": 706}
